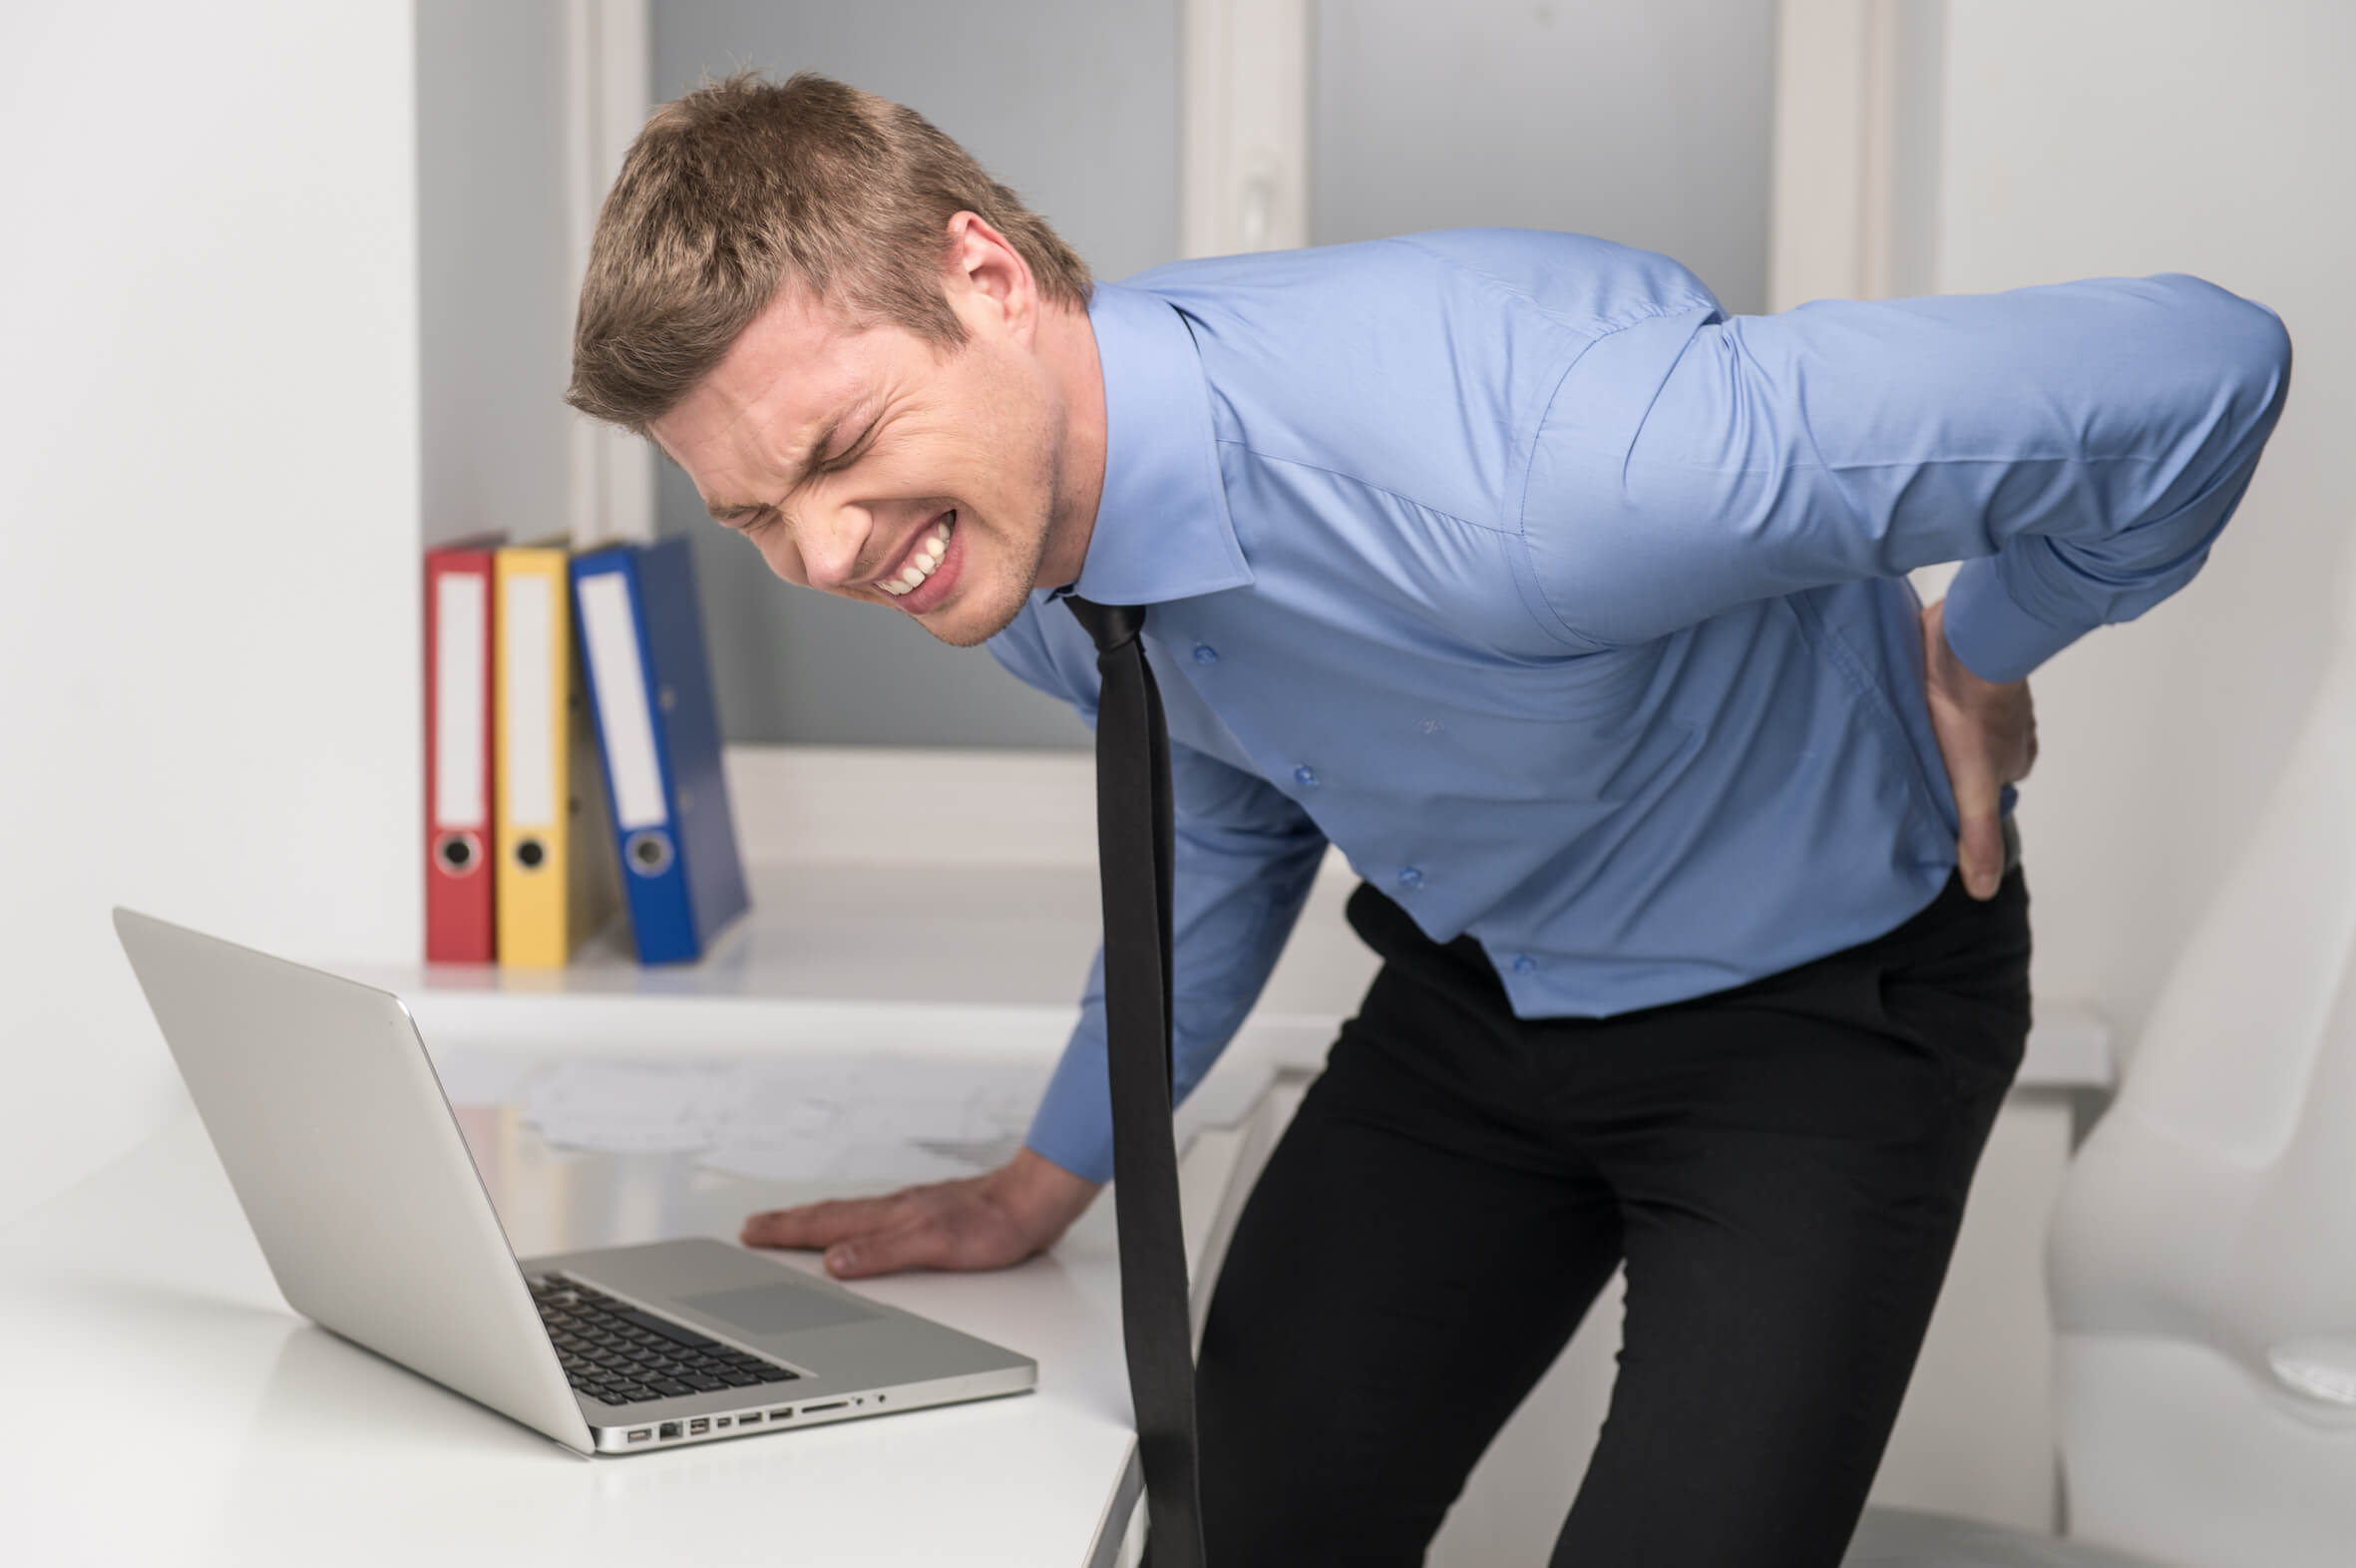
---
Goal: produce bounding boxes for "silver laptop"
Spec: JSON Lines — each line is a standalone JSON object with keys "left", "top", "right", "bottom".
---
{"left": 113, "top": 907, "right": 1037, "bottom": 1455}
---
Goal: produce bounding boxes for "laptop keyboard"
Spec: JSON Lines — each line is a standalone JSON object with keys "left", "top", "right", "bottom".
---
{"left": 530, "top": 1275, "right": 804, "bottom": 1407}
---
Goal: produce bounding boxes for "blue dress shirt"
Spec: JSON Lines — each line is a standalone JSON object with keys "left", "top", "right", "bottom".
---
{"left": 989, "top": 229, "right": 2290, "bottom": 1185}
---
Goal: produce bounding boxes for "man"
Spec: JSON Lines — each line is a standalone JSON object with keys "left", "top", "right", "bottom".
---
{"left": 567, "top": 73, "right": 2289, "bottom": 1567}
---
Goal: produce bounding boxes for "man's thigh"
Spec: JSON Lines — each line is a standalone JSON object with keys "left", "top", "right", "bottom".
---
{"left": 1197, "top": 1023, "right": 1625, "bottom": 1567}
{"left": 1549, "top": 867, "right": 2034, "bottom": 1568}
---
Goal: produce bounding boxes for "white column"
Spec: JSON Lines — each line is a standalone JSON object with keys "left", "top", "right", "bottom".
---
{"left": 565, "top": 0, "right": 655, "bottom": 546}
{"left": 1181, "top": 0, "right": 1312, "bottom": 258}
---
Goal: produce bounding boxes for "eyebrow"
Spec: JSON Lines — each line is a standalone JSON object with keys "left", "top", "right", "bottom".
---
{"left": 705, "top": 409, "right": 862, "bottom": 526}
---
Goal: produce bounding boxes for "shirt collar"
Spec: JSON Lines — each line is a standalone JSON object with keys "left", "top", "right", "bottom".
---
{"left": 1046, "top": 281, "right": 1253, "bottom": 608}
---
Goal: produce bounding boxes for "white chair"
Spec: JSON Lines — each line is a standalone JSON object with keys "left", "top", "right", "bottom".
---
{"left": 1847, "top": 620, "right": 2356, "bottom": 1566}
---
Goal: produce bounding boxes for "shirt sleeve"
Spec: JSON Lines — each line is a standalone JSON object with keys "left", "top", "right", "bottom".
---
{"left": 986, "top": 611, "right": 1331, "bottom": 1185}
{"left": 1518, "top": 273, "right": 2293, "bottom": 680}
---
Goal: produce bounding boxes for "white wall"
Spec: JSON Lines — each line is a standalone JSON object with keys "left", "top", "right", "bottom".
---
{"left": 1931, "top": 0, "right": 2355, "bottom": 1070}
{"left": 0, "top": 2, "right": 423, "bottom": 1221}
{"left": 0, "top": 1, "right": 598, "bottom": 1222}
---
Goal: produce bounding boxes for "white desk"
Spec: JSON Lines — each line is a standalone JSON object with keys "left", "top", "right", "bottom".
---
{"left": 0, "top": 1039, "right": 1301, "bottom": 1568}
{"left": 16, "top": 858, "right": 2109, "bottom": 1562}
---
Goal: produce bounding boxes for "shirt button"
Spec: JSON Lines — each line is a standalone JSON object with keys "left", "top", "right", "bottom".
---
{"left": 1396, "top": 866, "right": 1423, "bottom": 890}
{"left": 1294, "top": 765, "right": 1319, "bottom": 787}
{"left": 1511, "top": 955, "right": 1537, "bottom": 974}
{"left": 1192, "top": 643, "right": 1219, "bottom": 664}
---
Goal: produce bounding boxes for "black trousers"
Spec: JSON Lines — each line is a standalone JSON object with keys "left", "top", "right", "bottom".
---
{"left": 1196, "top": 858, "right": 2034, "bottom": 1567}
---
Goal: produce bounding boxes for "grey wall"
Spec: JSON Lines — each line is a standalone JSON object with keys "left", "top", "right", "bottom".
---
{"left": 1312, "top": 0, "right": 1773, "bottom": 316}
{"left": 651, "top": 0, "right": 1181, "bottom": 749}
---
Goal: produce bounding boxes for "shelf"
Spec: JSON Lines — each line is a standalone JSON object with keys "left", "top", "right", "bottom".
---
{"left": 352, "top": 858, "right": 2111, "bottom": 1091}
{"left": 368, "top": 860, "right": 1365, "bottom": 1052}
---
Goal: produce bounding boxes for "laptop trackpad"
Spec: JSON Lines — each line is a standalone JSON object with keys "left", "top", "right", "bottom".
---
{"left": 677, "top": 1281, "right": 880, "bottom": 1337}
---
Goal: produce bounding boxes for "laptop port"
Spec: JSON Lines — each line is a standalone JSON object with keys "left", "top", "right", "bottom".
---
{"left": 625, "top": 1429, "right": 651, "bottom": 1444}
{"left": 687, "top": 1418, "right": 709, "bottom": 1435}
{"left": 802, "top": 1400, "right": 848, "bottom": 1414}
{"left": 714, "top": 1416, "right": 731, "bottom": 1429}
{"left": 737, "top": 1412, "right": 762, "bottom": 1425}
{"left": 658, "top": 1422, "right": 680, "bottom": 1439}
{"left": 769, "top": 1407, "right": 794, "bottom": 1420}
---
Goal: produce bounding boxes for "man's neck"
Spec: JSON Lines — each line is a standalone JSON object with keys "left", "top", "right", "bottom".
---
{"left": 1035, "top": 298, "right": 1106, "bottom": 591}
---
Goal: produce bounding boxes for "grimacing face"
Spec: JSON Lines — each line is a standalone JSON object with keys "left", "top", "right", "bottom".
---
{"left": 650, "top": 217, "right": 1084, "bottom": 650}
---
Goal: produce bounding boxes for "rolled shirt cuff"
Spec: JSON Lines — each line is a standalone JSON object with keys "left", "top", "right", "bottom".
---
{"left": 1939, "top": 554, "right": 2093, "bottom": 684}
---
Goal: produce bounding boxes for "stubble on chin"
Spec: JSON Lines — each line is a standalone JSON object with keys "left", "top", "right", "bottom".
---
{"left": 930, "top": 414, "right": 1067, "bottom": 650}
{"left": 925, "top": 518, "right": 1050, "bottom": 649}
{"left": 921, "top": 384, "right": 1071, "bottom": 650}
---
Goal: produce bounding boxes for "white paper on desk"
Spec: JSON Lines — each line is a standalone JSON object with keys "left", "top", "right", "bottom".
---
{"left": 438, "top": 1046, "right": 1282, "bottom": 1182}
{"left": 698, "top": 1055, "right": 1046, "bottom": 1184}
{"left": 521, "top": 1058, "right": 746, "bottom": 1154}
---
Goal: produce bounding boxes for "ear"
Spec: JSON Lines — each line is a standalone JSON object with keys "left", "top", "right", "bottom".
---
{"left": 942, "top": 210, "right": 1038, "bottom": 345}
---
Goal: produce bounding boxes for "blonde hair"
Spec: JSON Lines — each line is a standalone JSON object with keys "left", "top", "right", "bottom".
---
{"left": 566, "top": 72, "right": 1091, "bottom": 433}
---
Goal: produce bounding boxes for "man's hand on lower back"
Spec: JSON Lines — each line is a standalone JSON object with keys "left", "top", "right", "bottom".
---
{"left": 740, "top": 1146, "right": 1102, "bottom": 1279}
{"left": 1920, "top": 596, "right": 2039, "bottom": 900}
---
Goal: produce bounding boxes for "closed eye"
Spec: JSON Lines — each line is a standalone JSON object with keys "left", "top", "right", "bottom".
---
{"left": 818, "top": 421, "right": 879, "bottom": 476}
{"left": 715, "top": 504, "right": 776, "bottom": 539}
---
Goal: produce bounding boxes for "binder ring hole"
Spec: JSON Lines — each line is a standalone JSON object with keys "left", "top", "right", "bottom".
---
{"left": 625, "top": 830, "right": 674, "bottom": 878}
{"left": 515, "top": 838, "right": 547, "bottom": 870}
{"left": 435, "top": 831, "right": 482, "bottom": 877}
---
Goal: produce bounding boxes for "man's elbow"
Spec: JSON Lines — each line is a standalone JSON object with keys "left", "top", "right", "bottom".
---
{"left": 2226, "top": 294, "right": 2293, "bottom": 436}
{"left": 2165, "top": 274, "right": 2293, "bottom": 435}
{"left": 2252, "top": 310, "right": 2292, "bottom": 425}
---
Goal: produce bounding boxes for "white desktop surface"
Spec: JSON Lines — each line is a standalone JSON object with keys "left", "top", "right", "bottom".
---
{"left": 0, "top": 1051, "right": 1280, "bottom": 1568}
{"left": 17, "top": 856, "right": 2110, "bottom": 1563}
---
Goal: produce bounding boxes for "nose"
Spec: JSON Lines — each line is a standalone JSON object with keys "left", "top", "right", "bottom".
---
{"left": 784, "top": 499, "right": 873, "bottom": 591}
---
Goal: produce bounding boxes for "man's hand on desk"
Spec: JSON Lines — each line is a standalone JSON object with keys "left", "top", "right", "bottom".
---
{"left": 740, "top": 1147, "right": 1101, "bottom": 1279}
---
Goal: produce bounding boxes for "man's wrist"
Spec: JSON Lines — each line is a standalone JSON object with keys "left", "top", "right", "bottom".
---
{"left": 997, "top": 1145, "right": 1102, "bottom": 1233}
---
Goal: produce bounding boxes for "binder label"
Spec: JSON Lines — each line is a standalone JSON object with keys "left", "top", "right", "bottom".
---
{"left": 579, "top": 571, "right": 669, "bottom": 831}
{"left": 504, "top": 572, "right": 557, "bottom": 830}
{"left": 433, "top": 572, "right": 487, "bottom": 829}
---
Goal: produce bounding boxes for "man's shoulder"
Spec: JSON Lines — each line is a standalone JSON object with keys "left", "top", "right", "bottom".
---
{"left": 1118, "top": 228, "right": 1722, "bottom": 336}
{"left": 1107, "top": 231, "right": 1721, "bottom": 533}
{"left": 1395, "top": 228, "right": 1723, "bottom": 326}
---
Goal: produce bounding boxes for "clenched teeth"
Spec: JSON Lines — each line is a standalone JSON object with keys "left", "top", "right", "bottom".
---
{"left": 879, "top": 514, "right": 955, "bottom": 596}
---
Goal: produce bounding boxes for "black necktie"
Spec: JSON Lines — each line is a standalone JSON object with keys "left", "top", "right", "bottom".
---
{"left": 1063, "top": 594, "right": 1206, "bottom": 1568}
